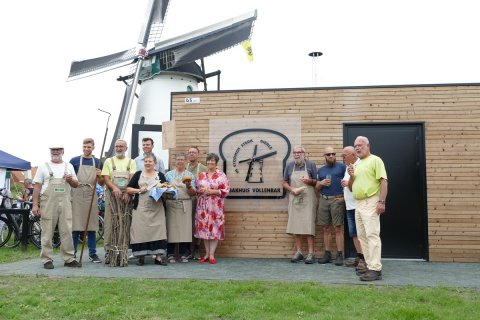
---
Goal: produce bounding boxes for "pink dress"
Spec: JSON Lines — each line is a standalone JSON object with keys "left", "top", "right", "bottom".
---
{"left": 194, "top": 169, "right": 230, "bottom": 240}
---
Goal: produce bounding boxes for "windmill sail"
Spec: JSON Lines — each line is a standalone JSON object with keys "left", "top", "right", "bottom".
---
{"left": 150, "top": 10, "right": 257, "bottom": 70}
{"left": 67, "top": 0, "right": 169, "bottom": 82}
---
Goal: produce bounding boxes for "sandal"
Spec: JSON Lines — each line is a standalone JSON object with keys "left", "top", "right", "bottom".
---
{"left": 167, "top": 255, "right": 176, "bottom": 263}
{"left": 179, "top": 255, "right": 189, "bottom": 263}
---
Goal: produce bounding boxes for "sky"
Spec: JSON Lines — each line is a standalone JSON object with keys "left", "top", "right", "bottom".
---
{"left": 1, "top": 0, "right": 480, "bottom": 168}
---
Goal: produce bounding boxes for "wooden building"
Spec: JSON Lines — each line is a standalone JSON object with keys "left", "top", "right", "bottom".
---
{"left": 165, "top": 83, "right": 480, "bottom": 262}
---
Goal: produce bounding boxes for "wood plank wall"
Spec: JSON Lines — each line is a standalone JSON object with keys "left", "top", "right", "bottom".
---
{"left": 170, "top": 85, "right": 480, "bottom": 262}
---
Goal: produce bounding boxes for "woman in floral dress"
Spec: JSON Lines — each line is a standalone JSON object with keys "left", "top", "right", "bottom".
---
{"left": 194, "top": 153, "right": 230, "bottom": 264}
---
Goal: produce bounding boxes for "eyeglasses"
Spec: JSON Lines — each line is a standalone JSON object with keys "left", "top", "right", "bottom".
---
{"left": 324, "top": 153, "right": 336, "bottom": 157}
{"left": 293, "top": 151, "right": 304, "bottom": 154}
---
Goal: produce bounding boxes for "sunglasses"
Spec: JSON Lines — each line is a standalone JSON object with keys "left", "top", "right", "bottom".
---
{"left": 324, "top": 153, "right": 336, "bottom": 157}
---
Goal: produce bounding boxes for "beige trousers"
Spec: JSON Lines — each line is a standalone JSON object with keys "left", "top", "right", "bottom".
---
{"left": 355, "top": 195, "right": 382, "bottom": 271}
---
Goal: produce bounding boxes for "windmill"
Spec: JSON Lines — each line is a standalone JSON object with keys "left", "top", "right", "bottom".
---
{"left": 67, "top": 0, "right": 257, "bottom": 157}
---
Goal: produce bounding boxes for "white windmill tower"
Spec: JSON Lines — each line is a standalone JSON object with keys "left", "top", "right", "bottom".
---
{"left": 68, "top": 0, "right": 257, "bottom": 158}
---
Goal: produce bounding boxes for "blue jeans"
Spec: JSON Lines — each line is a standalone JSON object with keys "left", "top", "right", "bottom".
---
{"left": 346, "top": 209, "right": 357, "bottom": 238}
{"left": 72, "top": 231, "right": 97, "bottom": 256}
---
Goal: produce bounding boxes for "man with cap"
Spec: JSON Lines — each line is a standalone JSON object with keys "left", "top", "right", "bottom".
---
{"left": 32, "top": 144, "right": 81, "bottom": 269}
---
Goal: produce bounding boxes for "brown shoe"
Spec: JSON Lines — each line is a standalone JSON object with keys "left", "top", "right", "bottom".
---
{"left": 360, "top": 270, "right": 382, "bottom": 281}
{"left": 345, "top": 257, "right": 359, "bottom": 267}
{"left": 44, "top": 261, "right": 54, "bottom": 269}
{"left": 355, "top": 259, "right": 368, "bottom": 276}
{"left": 64, "top": 260, "right": 82, "bottom": 268}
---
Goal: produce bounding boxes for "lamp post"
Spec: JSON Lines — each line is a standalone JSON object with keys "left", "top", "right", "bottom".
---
{"left": 308, "top": 51, "right": 323, "bottom": 86}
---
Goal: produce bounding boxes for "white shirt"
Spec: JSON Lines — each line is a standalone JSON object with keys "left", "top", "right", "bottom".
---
{"left": 135, "top": 152, "right": 165, "bottom": 174}
{"left": 33, "top": 161, "right": 77, "bottom": 194}
{"left": 343, "top": 158, "right": 360, "bottom": 210}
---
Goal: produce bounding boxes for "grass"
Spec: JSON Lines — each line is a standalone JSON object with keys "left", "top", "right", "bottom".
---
{"left": 1, "top": 246, "right": 479, "bottom": 320}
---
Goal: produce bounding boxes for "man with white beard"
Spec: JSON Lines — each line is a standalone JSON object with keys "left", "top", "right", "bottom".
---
{"left": 283, "top": 146, "right": 318, "bottom": 264}
{"left": 32, "top": 144, "right": 80, "bottom": 269}
{"left": 101, "top": 139, "right": 137, "bottom": 265}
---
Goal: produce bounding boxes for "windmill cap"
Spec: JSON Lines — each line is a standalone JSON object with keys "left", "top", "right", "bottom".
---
{"left": 49, "top": 144, "right": 64, "bottom": 149}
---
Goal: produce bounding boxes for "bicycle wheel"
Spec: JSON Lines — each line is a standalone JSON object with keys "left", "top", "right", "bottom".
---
{"left": 0, "top": 217, "right": 13, "bottom": 248}
{"left": 96, "top": 215, "right": 104, "bottom": 243}
{"left": 52, "top": 226, "right": 61, "bottom": 248}
{"left": 2, "top": 216, "right": 21, "bottom": 248}
{"left": 29, "top": 219, "right": 61, "bottom": 249}
{"left": 29, "top": 219, "right": 42, "bottom": 249}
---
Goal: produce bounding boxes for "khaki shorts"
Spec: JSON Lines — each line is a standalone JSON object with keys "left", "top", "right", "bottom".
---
{"left": 316, "top": 196, "right": 345, "bottom": 226}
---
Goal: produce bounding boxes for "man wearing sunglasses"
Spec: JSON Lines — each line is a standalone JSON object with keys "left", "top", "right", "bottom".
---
{"left": 315, "top": 147, "right": 347, "bottom": 266}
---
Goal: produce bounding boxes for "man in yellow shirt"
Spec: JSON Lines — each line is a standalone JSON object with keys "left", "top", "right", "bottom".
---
{"left": 348, "top": 136, "right": 388, "bottom": 281}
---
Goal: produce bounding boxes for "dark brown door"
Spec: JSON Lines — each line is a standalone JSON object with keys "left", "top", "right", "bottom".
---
{"left": 344, "top": 123, "right": 428, "bottom": 260}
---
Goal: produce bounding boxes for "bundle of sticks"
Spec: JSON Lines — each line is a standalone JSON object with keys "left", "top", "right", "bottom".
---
{"left": 105, "top": 194, "right": 132, "bottom": 267}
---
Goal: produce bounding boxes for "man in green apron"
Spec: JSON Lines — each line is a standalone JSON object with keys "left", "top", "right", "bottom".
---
{"left": 101, "top": 139, "right": 137, "bottom": 266}
{"left": 32, "top": 144, "right": 80, "bottom": 269}
{"left": 283, "top": 146, "right": 318, "bottom": 264}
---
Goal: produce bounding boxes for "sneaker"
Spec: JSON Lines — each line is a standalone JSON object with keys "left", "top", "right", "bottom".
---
{"left": 167, "top": 255, "right": 177, "bottom": 263}
{"left": 89, "top": 254, "right": 102, "bottom": 263}
{"left": 360, "top": 270, "right": 382, "bottom": 281}
{"left": 344, "top": 257, "right": 359, "bottom": 267}
{"left": 290, "top": 251, "right": 304, "bottom": 263}
{"left": 317, "top": 251, "right": 332, "bottom": 264}
{"left": 334, "top": 252, "right": 344, "bottom": 266}
{"left": 193, "top": 247, "right": 201, "bottom": 260}
{"left": 304, "top": 252, "right": 316, "bottom": 264}
{"left": 44, "top": 261, "right": 54, "bottom": 269}
{"left": 64, "top": 260, "right": 82, "bottom": 268}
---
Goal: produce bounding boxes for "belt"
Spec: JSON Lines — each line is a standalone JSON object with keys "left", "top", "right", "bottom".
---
{"left": 321, "top": 194, "right": 343, "bottom": 200}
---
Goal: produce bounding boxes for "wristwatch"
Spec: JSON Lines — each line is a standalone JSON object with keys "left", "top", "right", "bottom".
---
{"left": 378, "top": 199, "right": 385, "bottom": 204}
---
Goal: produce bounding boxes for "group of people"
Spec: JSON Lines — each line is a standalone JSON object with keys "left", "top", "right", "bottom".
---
{"left": 32, "top": 137, "right": 230, "bottom": 269}
{"left": 284, "top": 136, "right": 388, "bottom": 281}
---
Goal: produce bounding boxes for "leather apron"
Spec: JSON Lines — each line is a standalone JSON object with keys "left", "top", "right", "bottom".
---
{"left": 71, "top": 156, "right": 99, "bottom": 231}
{"left": 286, "top": 164, "right": 317, "bottom": 235}
{"left": 130, "top": 173, "right": 167, "bottom": 244}
{"left": 166, "top": 173, "right": 193, "bottom": 243}
{"left": 40, "top": 162, "right": 75, "bottom": 263}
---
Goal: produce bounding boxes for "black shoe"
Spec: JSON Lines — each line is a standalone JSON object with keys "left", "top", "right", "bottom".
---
{"left": 44, "top": 261, "right": 54, "bottom": 269}
{"left": 318, "top": 251, "right": 332, "bottom": 264}
{"left": 334, "top": 252, "right": 344, "bottom": 266}
{"left": 136, "top": 257, "right": 145, "bottom": 266}
{"left": 360, "top": 270, "right": 382, "bottom": 281}
{"left": 89, "top": 254, "right": 102, "bottom": 263}
{"left": 64, "top": 260, "right": 82, "bottom": 268}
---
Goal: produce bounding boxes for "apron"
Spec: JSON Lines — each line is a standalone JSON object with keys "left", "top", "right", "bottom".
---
{"left": 130, "top": 173, "right": 167, "bottom": 244}
{"left": 71, "top": 157, "right": 99, "bottom": 231}
{"left": 166, "top": 172, "right": 193, "bottom": 243}
{"left": 286, "top": 163, "right": 317, "bottom": 235}
{"left": 40, "top": 162, "right": 75, "bottom": 263}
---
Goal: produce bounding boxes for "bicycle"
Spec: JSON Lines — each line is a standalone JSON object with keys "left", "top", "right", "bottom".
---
{"left": 0, "top": 203, "right": 61, "bottom": 249}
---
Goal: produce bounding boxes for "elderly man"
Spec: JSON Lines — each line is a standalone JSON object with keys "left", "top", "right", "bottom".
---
{"left": 315, "top": 147, "right": 347, "bottom": 266}
{"left": 341, "top": 146, "right": 364, "bottom": 269}
{"left": 134, "top": 137, "right": 165, "bottom": 174}
{"left": 186, "top": 146, "right": 207, "bottom": 260}
{"left": 32, "top": 144, "right": 80, "bottom": 269}
{"left": 101, "top": 139, "right": 137, "bottom": 265}
{"left": 348, "top": 136, "right": 388, "bottom": 281}
{"left": 283, "top": 146, "right": 317, "bottom": 264}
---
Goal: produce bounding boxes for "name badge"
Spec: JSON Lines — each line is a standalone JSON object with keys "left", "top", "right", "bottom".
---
{"left": 54, "top": 188, "right": 66, "bottom": 193}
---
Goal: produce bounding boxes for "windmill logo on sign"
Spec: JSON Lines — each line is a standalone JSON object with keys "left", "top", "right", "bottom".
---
{"left": 67, "top": 0, "right": 257, "bottom": 157}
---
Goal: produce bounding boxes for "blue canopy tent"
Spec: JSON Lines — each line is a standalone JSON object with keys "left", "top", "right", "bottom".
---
{"left": 0, "top": 150, "right": 31, "bottom": 171}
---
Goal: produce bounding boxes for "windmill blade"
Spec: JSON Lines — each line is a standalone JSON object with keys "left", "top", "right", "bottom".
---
{"left": 138, "top": 0, "right": 170, "bottom": 47}
{"left": 67, "top": 48, "right": 137, "bottom": 81}
{"left": 149, "top": 10, "right": 257, "bottom": 70}
{"left": 67, "top": 0, "right": 170, "bottom": 82}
